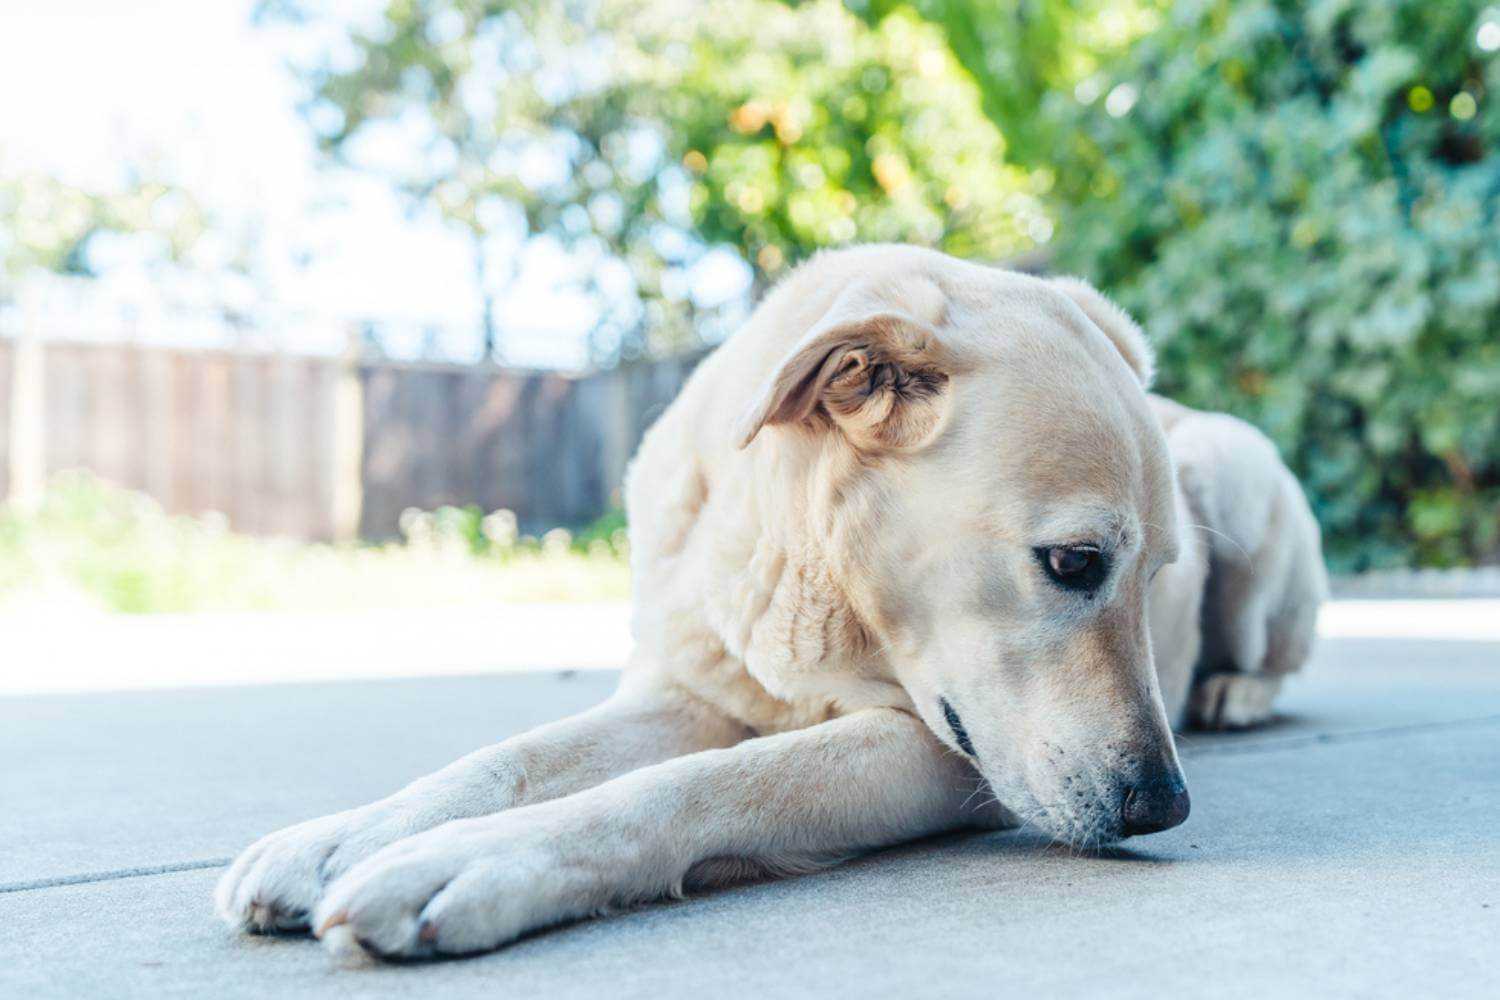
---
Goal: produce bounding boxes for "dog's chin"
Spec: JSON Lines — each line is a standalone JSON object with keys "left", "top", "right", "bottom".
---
{"left": 1004, "top": 785, "right": 1126, "bottom": 850}
{"left": 1037, "top": 814, "right": 1127, "bottom": 850}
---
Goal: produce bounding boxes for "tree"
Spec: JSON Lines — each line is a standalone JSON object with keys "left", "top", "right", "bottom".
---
{"left": 841, "top": 0, "right": 1164, "bottom": 168}
{"left": 0, "top": 171, "right": 205, "bottom": 296}
{"left": 258, "top": 0, "right": 1050, "bottom": 361}
{"left": 640, "top": 0, "right": 1051, "bottom": 276}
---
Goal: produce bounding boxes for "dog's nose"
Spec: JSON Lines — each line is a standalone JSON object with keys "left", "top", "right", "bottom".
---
{"left": 1120, "top": 775, "right": 1191, "bottom": 836}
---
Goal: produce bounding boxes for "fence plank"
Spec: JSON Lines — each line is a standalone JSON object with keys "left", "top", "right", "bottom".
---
{"left": 305, "top": 358, "right": 339, "bottom": 540}
{"left": 172, "top": 353, "right": 205, "bottom": 515}
{"left": 357, "top": 363, "right": 408, "bottom": 538}
{"left": 473, "top": 372, "right": 528, "bottom": 518}
{"left": 92, "top": 344, "right": 138, "bottom": 489}
{"left": 141, "top": 347, "right": 177, "bottom": 507}
{"left": 43, "top": 344, "right": 87, "bottom": 477}
{"left": 0, "top": 340, "right": 11, "bottom": 499}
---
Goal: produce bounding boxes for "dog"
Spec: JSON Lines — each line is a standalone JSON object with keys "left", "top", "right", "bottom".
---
{"left": 216, "top": 244, "right": 1327, "bottom": 960}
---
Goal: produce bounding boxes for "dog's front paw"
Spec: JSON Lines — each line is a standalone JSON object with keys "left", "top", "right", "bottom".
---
{"left": 215, "top": 804, "right": 437, "bottom": 935}
{"left": 312, "top": 815, "right": 605, "bottom": 960}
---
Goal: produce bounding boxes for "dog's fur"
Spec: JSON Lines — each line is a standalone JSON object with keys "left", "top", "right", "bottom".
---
{"left": 216, "top": 245, "right": 1326, "bottom": 960}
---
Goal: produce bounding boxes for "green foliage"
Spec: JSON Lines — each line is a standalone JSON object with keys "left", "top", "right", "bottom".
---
{"left": 259, "top": 0, "right": 1048, "bottom": 357}
{"left": 0, "top": 172, "right": 206, "bottom": 293}
{"left": 640, "top": 0, "right": 1049, "bottom": 278}
{"left": 257, "top": 0, "right": 1499, "bottom": 569}
{"left": 570, "top": 506, "right": 630, "bottom": 554}
{"left": 843, "top": 0, "right": 1163, "bottom": 167}
{"left": 1046, "top": 0, "right": 1500, "bottom": 570}
{"left": 397, "top": 502, "right": 629, "bottom": 559}
{"left": 0, "top": 473, "right": 628, "bottom": 613}
{"left": 259, "top": 0, "right": 672, "bottom": 357}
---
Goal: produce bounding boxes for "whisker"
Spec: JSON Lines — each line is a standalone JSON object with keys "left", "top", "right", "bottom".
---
{"left": 960, "top": 778, "right": 989, "bottom": 812}
{"left": 1189, "top": 521, "right": 1255, "bottom": 568}
{"left": 1143, "top": 516, "right": 1258, "bottom": 580}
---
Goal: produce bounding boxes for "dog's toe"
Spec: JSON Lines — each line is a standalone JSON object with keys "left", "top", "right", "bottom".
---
{"left": 216, "top": 815, "right": 349, "bottom": 934}
{"left": 312, "top": 821, "right": 577, "bottom": 961}
{"left": 216, "top": 802, "right": 451, "bottom": 938}
{"left": 1189, "top": 672, "right": 1283, "bottom": 730}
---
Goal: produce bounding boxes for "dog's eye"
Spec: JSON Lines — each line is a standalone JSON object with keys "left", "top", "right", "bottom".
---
{"left": 1036, "top": 545, "right": 1108, "bottom": 593}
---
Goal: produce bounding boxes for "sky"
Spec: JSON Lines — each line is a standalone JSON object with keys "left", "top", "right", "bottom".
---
{"left": 0, "top": 0, "right": 638, "bottom": 367}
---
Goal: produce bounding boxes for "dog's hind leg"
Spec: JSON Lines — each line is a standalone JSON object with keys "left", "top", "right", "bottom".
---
{"left": 1155, "top": 400, "right": 1328, "bottom": 731}
{"left": 216, "top": 679, "right": 747, "bottom": 935}
{"left": 1152, "top": 395, "right": 1332, "bottom": 731}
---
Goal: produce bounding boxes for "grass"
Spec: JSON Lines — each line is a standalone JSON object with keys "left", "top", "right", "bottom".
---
{"left": 0, "top": 472, "right": 631, "bottom": 614}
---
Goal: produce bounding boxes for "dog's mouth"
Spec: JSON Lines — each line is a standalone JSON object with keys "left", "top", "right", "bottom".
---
{"left": 939, "top": 698, "right": 976, "bottom": 757}
{"left": 936, "top": 698, "right": 1188, "bottom": 846}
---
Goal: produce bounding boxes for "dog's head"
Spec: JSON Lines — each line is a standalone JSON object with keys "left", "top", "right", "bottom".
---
{"left": 738, "top": 251, "right": 1187, "bottom": 846}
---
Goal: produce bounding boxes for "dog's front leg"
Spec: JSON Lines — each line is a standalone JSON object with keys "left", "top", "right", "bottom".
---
{"left": 216, "top": 683, "right": 746, "bottom": 934}
{"left": 313, "top": 707, "right": 1000, "bottom": 960}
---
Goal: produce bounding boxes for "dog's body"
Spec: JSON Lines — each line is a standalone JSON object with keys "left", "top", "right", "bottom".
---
{"left": 217, "top": 245, "right": 1326, "bottom": 960}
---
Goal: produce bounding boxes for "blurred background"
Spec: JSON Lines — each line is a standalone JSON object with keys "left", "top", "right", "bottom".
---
{"left": 1, "top": 0, "right": 1497, "bottom": 672}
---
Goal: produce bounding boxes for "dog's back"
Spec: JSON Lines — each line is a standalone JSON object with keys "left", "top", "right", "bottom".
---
{"left": 1152, "top": 396, "right": 1328, "bottom": 726}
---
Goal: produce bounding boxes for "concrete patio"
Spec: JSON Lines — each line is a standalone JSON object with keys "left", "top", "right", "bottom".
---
{"left": 3, "top": 612, "right": 1497, "bottom": 997}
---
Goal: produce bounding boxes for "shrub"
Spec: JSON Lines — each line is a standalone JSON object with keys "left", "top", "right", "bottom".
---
{"left": 1048, "top": 0, "right": 1500, "bottom": 570}
{"left": 0, "top": 473, "right": 629, "bottom": 613}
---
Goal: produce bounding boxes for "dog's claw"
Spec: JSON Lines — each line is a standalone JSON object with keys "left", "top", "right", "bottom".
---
{"left": 320, "top": 923, "right": 373, "bottom": 965}
{"left": 315, "top": 907, "right": 349, "bottom": 937}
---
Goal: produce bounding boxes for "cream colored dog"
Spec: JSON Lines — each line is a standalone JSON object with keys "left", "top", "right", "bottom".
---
{"left": 216, "top": 245, "right": 1326, "bottom": 960}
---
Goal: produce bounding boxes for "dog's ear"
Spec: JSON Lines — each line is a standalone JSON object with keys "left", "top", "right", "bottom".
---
{"left": 735, "top": 279, "right": 953, "bottom": 452}
{"left": 1049, "top": 276, "right": 1154, "bottom": 388}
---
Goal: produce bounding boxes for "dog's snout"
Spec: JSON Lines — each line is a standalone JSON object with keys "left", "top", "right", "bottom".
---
{"left": 1120, "top": 773, "right": 1190, "bottom": 837}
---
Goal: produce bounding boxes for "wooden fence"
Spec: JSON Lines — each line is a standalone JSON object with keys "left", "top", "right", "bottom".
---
{"left": 0, "top": 335, "right": 702, "bottom": 539}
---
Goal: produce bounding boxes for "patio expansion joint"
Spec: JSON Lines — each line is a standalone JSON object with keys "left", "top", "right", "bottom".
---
{"left": 0, "top": 857, "right": 232, "bottom": 896}
{"left": 6, "top": 712, "right": 1498, "bottom": 898}
{"left": 1178, "top": 712, "right": 1500, "bottom": 759}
